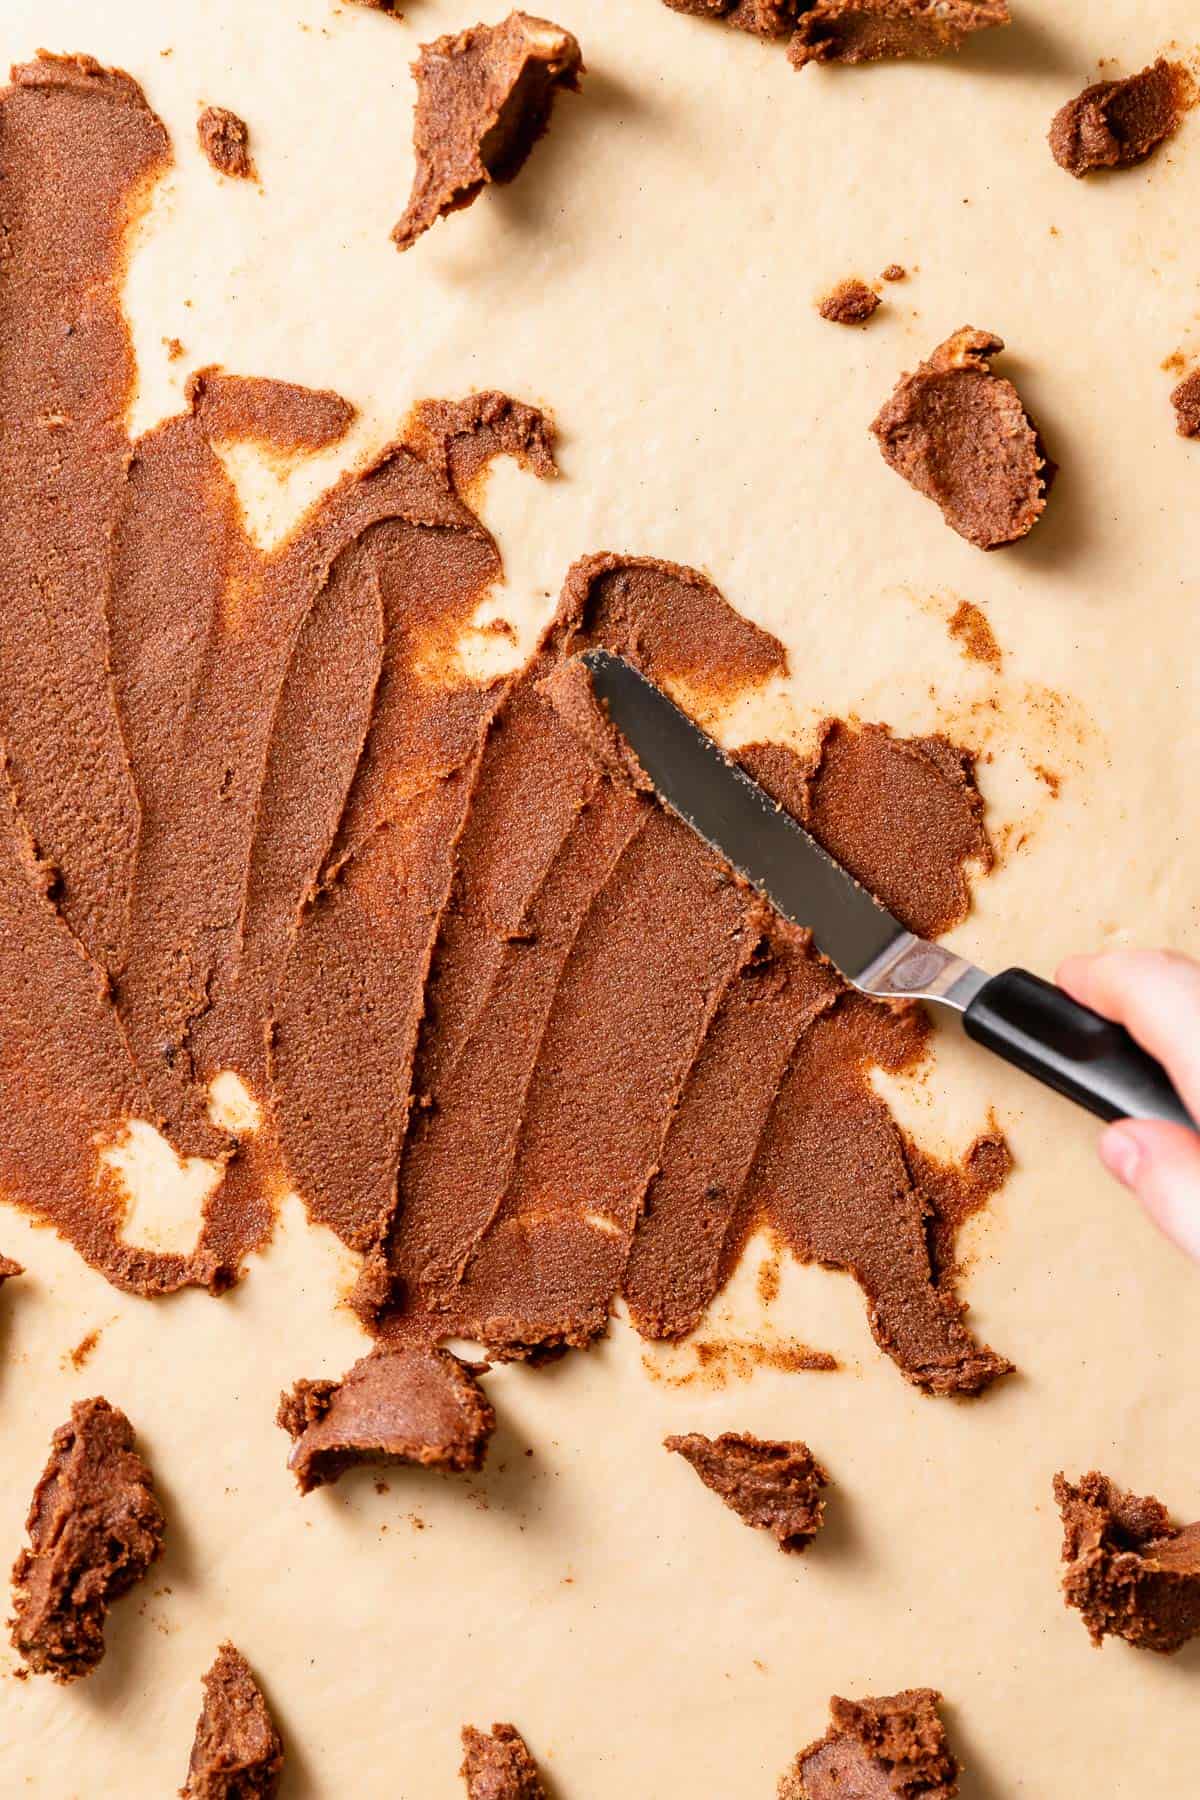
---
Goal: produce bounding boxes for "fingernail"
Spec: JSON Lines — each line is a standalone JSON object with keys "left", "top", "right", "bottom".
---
{"left": 1100, "top": 1128, "right": 1142, "bottom": 1189}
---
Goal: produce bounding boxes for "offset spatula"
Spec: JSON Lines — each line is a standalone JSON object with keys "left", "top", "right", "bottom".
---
{"left": 583, "top": 650, "right": 1195, "bottom": 1130}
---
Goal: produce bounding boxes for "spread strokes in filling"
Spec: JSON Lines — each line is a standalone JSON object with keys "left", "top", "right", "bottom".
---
{"left": 0, "top": 52, "right": 1011, "bottom": 1395}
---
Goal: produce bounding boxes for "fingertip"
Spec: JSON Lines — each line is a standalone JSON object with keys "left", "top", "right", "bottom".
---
{"left": 1100, "top": 1119, "right": 1200, "bottom": 1265}
{"left": 1056, "top": 948, "right": 1157, "bottom": 1005}
{"left": 1061, "top": 951, "right": 1200, "bottom": 1121}
{"left": 1055, "top": 953, "right": 1097, "bottom": 1004}
{"left": 1098, "top": 1120, "right": 1141, "bottom": 1189}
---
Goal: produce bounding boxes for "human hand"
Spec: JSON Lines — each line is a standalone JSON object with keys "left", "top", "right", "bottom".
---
{"left": 1056, "top": 950, "right": 1200, "bottom": 1263}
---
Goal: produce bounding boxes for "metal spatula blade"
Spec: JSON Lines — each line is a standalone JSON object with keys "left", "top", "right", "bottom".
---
{"left": 581, "top": 649, "right": 1195, "bottom": 1130}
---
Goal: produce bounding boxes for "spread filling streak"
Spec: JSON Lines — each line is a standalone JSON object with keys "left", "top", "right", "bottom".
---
{"left": 0, "top": 53, "right": 1011, "bottom": 1395}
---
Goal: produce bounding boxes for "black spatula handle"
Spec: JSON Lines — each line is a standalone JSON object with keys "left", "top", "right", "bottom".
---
{"left": 963, "top": 968, "right": 1196, "bottom": 1128}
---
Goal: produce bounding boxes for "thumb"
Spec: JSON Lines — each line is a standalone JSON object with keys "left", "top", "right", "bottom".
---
{"left": 1099, "top": 1119, "right": 1200, "bottom": 1264}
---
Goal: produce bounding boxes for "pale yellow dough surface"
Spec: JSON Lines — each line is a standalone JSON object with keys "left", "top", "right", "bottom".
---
{"left": 1, "top": 0, "right": 1199, "bottom": 1793}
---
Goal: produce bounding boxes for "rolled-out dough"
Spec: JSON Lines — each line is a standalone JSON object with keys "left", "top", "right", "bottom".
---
{"left": 1, "top": 1, "right": 1199, "bottom": 1794}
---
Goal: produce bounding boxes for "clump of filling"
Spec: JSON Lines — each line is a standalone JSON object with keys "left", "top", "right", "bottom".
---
{"left": 665, "top": 1431, "right": 831, "bottom": 1551}
{"left": 10, "top": 1398, "right": 165, "bottom": 1681}
{"left": 277, "top": 1346, "right": 495, "bottom": 1493}
{"left": 819, "top": 278, "right": 880, "bottom": 324}
{"left": 460, "top": 1722, "right": 548, "bottom": 1798}
{"left": 1170, "top": 367, "right": 1200, "bottom": 438}
{"left": 662, "top": 0, "right": 1009, "bottom": 69}
{"left": 871, "top": 327, "right": 1052, "bottom": 548}
{"left": 1054, "top": 1471, "right": 1200, "bottom": 1655}
{"left": 1049, "top": 59, "right": 1195, "bottom": 178}
{"left": 197, "top": 105, "right": 255, "bottom": 179}
{"left": 780, "top": 1688, "right": 961, "bottom": 1798}
{"left": 393, "top": 12, "right": 584, "bottom": 251}
{"left": 182, "top": 1642, "right": 284, "bottom": 1799}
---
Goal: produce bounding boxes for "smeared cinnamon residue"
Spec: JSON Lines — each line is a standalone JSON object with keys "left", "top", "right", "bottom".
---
{"left": 947, "top": 598, "right": 1002, "bottom": 669}
{"left": 757, "top": 1248, "right": 782, "bottom": 1307}
{"left": 66, "top": 1329, "right": 102, "bottom": 1371}
{"left": 646, "top": 1338, "right": 839, "bottom": 1390}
